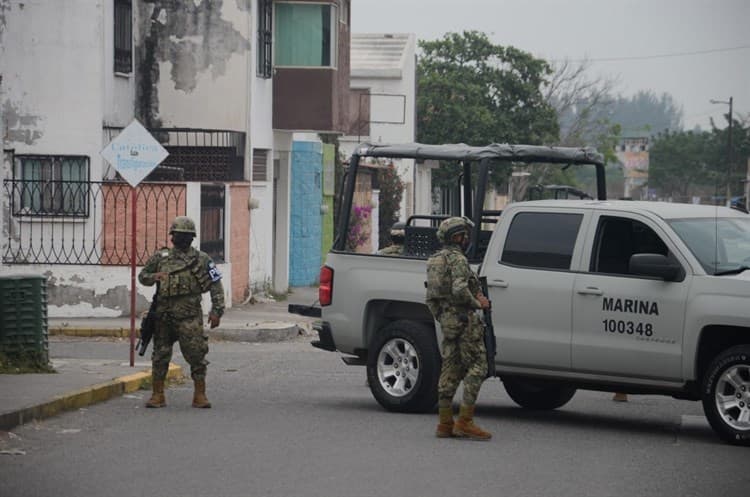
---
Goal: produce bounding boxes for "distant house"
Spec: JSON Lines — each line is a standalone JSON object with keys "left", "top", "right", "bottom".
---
{"left": 615, "top": 135, "right": 650, "bottom": 200}
{"left": 339, "top": 33, "right": 432, "bottom": 225}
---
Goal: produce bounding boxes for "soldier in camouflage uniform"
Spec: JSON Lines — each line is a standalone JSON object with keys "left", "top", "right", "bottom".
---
{"left": 377, "top": 222, "right": 406, "bottom": 256}
{"left": 138, "top": 216, "right": 225, "bottom": 409}
{"left": 426, "top": 217, "right": 492, "bottom": 440}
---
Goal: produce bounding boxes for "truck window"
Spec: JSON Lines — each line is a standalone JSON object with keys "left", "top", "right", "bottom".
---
{"left": 500, "top": 212, "right": 583, "bottom": 270}
{"left": 591, "top": 217, "right": 669, "bottom": 275}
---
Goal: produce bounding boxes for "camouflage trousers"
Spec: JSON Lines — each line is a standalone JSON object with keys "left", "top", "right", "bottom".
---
{"left": 151, "top": 314, "right": 209, "bottom": 381}
{"left": 437, "top": 311, "right": 487, "bottom": 406}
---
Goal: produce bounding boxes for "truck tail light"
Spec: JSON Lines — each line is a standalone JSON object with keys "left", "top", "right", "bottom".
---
{"left": 319, "top": 266, "right": 334, "bottom": 306}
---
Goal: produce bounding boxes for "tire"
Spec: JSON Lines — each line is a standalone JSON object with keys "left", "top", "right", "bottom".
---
{"left": 503, "top": 377, "right": 576, "bottom": 410}
{"left": 366, "top": 320, "right": 440, "bottom": 413}
{"left": 701, "top": 345, "right": 750, "bottom": 446}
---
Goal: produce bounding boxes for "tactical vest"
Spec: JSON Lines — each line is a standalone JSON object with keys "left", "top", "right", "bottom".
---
{"left": 157, "top": 250, "right": 213, "bottom": 298}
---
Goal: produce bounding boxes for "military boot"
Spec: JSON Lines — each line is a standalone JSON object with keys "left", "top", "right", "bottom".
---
{"left": 145, "top": 379, "right": 166, "bottom": 408}
{"left": 192, "top": 379, "right": 212, "bottom": 408}
{"left": 435, "top": 406, "right": 455, "bottom": 438}
{"left": 453, "top": 404, "right": 492, "bottom": 440}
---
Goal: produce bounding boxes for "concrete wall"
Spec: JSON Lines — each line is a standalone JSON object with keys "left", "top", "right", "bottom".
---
{"left": 134, "top": 0, "right": 252, "bottom": 129}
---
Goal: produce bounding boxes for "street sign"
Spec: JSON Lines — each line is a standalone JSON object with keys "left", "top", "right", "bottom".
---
{"left": 100, "top": 119, "right": 168, "bottom": 187}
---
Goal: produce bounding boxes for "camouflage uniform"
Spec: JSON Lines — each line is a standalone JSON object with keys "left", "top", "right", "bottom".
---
{"left": 138, "top": 216, "right": 224, "bottom": 409}
{"left": 378, "top": 222, "right": 406, "bottom": 256}
{"left": 139, "top": 245, "right": 225, "bottom": 381}
{"left": 378, "top": 243, "right": 404, "bottom": 256}
{"left": 426, "top": 217, "right": 491, "bottom": 440}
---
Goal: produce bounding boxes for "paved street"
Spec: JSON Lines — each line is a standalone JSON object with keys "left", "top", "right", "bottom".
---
{"left": 1, "top": 337, "right": 747, "bottom": 497}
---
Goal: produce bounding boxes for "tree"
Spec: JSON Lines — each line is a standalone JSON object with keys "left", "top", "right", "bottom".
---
{"left": 649, "top": 129, "right": 717, "bottom": 198}
{"left": 417, "top": 31, "right": 559, "bottom": 187}
{"left": 542, "top": 59, "right": 622, "bottom": 191}
{"left": 649, "top": 115, "right": 749, "bottom": 200}
{"left": 610, "top": 90, "right": 683, "bottom": 137}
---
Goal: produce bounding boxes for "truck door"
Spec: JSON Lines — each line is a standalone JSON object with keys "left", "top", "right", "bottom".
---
{"left": 482, "top": 209, "right": 589, "bottom": 370}
{"left": 572, "top": 213, "right": 690, "bottom": 380}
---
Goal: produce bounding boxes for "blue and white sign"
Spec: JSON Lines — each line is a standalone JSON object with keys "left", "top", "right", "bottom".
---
{"left": 100, "top": 119, "right": 169, "bottom": 188}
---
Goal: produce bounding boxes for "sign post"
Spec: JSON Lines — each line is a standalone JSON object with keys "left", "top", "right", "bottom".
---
{"left": 101, "top": 120, "right": 168, "bottom": 366}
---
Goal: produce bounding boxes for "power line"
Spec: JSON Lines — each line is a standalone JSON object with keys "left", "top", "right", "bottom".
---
{"left": 552, "top": 44, "right": 750, "bottom": 63}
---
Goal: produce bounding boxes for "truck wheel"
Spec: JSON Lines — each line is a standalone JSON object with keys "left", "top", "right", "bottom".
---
{"left": 503, "top": 377, "right": 576, "bottom": 410}
{"left": 366, "top": 320, "right": 440, "bottom": 413}
{"left": 701, "top": 345, "right": 750, "bottom": 446}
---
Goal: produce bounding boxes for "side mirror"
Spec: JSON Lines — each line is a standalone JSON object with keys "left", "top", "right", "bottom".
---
{"left": 629, "top": 253, "right": 681, "bottom": 281}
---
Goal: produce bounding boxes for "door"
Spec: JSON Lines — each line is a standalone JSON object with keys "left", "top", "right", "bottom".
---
{"left": 572, "top": 213, "right": 690, "bottom": 380}
{"left": 483, "top": 209, "right": 589, "bottom": 370}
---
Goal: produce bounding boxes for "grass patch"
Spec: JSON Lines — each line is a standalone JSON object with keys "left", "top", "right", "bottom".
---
{"left": 0, "top": 351, "right": 56, "bottom": 374}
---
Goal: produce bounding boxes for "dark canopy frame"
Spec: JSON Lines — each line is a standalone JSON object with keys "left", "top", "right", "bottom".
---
{"left": 334, "top": 142, "right": 606, "bottom": 254}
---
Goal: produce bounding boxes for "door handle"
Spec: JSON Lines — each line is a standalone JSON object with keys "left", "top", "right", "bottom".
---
{"left": 577, "top": 286, "right": 603, "bottom": 296}
{"left": 490, "top": 279, "right": 509, "bottom": 288}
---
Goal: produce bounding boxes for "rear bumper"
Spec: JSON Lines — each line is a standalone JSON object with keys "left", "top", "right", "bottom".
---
{"left": 311, "top": 321, "right": 336, "bottom": 352}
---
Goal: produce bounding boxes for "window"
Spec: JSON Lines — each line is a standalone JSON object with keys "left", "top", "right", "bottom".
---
{"left": 501, "top": 212, "right": 582, "bottom": 270}
{"left": 252, "top": 149, "right": 268, "bottom": 182}
{"left": 257, "top": 0, "right": 273, "bottom": 78}
{"left": 200, "top": 184, "right": 225, "bottom": 263}
{"left": 275, "top": 2, "right": 337, "bottom": 67}
{"left": 14, "top": 155, "right": 90, "bottom": 217}
{"left": 591, "top": 217, "right": 669, "bottom": 275}
{"left": 114, "top": 0, "right": 132, "bottom": 74}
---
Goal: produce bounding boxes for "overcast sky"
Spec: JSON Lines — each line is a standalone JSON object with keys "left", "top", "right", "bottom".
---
{"left": 352, "top": 0, "right": 749, "bottom": 131}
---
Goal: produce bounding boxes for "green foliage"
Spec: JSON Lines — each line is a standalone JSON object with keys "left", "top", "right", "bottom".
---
{"left": 377, "top": 163, "right": 404, "bottom": 249}
{"left": 417, "top": 31, "right": 559, "bottom": 187}
{"left": 611, "top": 90, "right": 683, "bottom": 136}
{"left": 649, "top": 129, "right": 716, "bottom": 197}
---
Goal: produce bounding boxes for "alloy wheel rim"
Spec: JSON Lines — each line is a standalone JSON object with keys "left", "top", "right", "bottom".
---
{"left": 714, "top": 364, "right": 750, "bottom": 431}
{"left": 377, "top": 338, "right": 420, "bottom": 397}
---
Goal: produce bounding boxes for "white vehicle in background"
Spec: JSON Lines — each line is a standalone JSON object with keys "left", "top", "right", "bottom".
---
{"left": 291, "top": 143, "right": 750, "bottom": 446}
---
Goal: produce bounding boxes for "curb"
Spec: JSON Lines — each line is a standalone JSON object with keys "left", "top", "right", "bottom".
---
{"left": 0, "top": 363, "right": 183, "bottom": 431}
{"left": 49, "top": 327, "right": 130, "bottom": 338}
{"left": 49, "top": 324, "right": 305, "bottom": 342}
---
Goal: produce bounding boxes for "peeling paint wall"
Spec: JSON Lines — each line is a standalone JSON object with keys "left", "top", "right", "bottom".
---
{"left": 136, "top": 0, "right": 252, "bottom": 129}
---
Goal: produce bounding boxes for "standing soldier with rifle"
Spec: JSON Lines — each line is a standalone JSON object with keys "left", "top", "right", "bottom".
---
{"left": 138, "top": 216, "right": 225, "bottom": 409}
{"left": 425, "top": 217, "right": 492, "bottom": 440}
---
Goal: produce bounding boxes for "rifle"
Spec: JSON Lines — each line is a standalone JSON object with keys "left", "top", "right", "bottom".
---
{"left": 479, "top": 276, "right": 497, "bottom": 378}
{"left": 137, "top": 284, "right": 159, "bottom": 356}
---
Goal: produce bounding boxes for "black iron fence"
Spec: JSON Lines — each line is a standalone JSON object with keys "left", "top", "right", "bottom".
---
{"left": 3, "top": 180, "right": 186, "bottom": 265}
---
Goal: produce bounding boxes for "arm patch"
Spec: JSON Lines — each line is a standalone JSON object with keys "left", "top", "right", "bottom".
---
{"left": 208, "top": 261, "right": 222, "bottom": 282}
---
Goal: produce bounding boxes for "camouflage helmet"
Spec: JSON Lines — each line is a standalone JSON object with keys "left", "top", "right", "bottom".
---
{"left": 169, "top": 216, "right": 197, "bottom": 235}
{"left": 390, "top": 222, "right": 406, "bottom": 243}
{"left": 436, "top": 217, "right": 472, "bottom": 245}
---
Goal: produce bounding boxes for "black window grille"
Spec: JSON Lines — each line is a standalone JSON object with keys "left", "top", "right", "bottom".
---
{"left": 200, "top": 184, "right": 226, "bottom": 263}
{"left": 13, "top": 155, "right": 90, "bottom": 217}
{"left": 257, "top": 0, "right": 273, "bottom": 78}
{"left": 114, "top": 0, "right": 132, "bottom": 74}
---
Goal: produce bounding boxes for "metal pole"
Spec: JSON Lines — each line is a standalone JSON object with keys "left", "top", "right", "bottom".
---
{"left": 727, "top": 97, "right": 733, "bottom": 206}
{"left": 129, "top": 186, "right": 137, "bottom": 367}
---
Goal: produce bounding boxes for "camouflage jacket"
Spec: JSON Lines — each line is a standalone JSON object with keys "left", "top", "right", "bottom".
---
{"left": 425, "top": 244, "right": 482, "bottom": 317}
{"left": 378, "top": 244, "right": 404, "bottom": 256}
{"left": 139, "top": 246, "right": 225, "bottom": 319}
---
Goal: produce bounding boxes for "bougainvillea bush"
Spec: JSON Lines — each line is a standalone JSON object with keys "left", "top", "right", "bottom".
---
{"left": 378, "top": 162, "right": 404, "bottom": 248}
{"left": 346, "top": 204, "right": 372, "bottom": 252}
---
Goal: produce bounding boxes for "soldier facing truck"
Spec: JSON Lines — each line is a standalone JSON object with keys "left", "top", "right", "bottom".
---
{"left": 426, "top": 217, "right": 492, "bottom": 440}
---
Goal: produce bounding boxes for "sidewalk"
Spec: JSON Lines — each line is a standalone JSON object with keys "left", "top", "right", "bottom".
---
{"left": 0, "top": 287, "right": 320, "bottom": 433}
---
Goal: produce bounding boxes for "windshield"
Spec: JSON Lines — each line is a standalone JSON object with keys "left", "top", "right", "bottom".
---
{"left": 668, "top": 217, "right": 750, "bottom": 275}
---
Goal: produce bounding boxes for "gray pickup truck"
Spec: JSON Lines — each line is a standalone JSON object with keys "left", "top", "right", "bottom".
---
{"left": 292, "top": 143, "right": 750, "bottom": 446}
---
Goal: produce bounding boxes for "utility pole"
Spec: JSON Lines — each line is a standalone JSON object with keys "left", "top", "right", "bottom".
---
{"left": 711, "top": 97, "right": 733, "bottom": 206}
